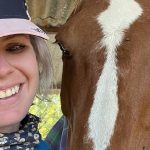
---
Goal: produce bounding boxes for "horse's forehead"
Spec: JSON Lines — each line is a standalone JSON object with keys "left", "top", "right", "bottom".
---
{"left": 57, "top": 0, "right": 146, "bottom": 48}
{"left": 57, "top": 0, "right": 108, "bottom": 51}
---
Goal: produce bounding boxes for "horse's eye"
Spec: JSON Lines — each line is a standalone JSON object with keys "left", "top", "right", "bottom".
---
{"left": 58, "top": 43, "right": 71, "bottom": 57}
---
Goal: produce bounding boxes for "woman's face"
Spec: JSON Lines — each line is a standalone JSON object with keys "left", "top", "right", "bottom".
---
{"left": 0, "top": 34, "right": 39, "bottom": 133}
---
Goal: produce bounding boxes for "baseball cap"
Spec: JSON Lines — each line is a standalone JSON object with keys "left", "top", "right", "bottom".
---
{"left": 0, "top": 0, "right": 49, "bottom": 39}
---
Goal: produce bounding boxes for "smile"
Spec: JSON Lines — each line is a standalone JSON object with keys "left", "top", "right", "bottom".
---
{"left": 0, "top": 85, "right": 20, "bottom": 99}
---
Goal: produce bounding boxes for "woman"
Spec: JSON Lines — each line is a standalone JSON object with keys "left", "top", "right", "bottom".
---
{"left": 0, "top": 0, "right": 53, "bottom": 149}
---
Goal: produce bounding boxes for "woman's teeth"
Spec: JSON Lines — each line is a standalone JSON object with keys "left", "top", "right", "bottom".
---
{"left": 0, "top": 85, "right": 20, "bottom": 99}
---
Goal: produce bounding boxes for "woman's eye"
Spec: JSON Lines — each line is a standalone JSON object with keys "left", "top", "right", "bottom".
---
{"left": 6, "top": 44, "right": 26, "bottom": 53}
{"left": 57, "top": 43, "right": 71, "bottom": 57}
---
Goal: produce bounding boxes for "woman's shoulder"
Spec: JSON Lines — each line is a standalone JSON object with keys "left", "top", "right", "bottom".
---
{"left": 36, "top": 140, "right": 52, "bottom": 150}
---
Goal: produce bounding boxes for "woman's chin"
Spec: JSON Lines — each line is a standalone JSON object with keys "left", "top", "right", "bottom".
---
{"left": 0, "top": 110, "right": 26, "bottom": 133}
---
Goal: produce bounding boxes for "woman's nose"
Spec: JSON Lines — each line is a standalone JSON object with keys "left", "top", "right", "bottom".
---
{"left": 0, "top": 55, "right": 13, "bottom": 78}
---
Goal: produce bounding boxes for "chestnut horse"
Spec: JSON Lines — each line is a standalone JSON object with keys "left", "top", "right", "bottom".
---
{"left": 55, "top": 0, "right": 150, "bottom": 149}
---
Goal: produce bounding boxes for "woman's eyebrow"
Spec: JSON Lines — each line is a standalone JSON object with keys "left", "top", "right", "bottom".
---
{"left": 2, "top": 34, "right": 29, "bottom": 41}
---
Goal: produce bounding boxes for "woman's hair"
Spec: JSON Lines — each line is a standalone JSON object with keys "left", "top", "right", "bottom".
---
{"left": 30, "top": 35, "right": 53, "bottom": 96}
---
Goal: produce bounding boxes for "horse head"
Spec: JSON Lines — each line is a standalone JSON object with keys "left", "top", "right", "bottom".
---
{"left": 55, "top": 0, "right": 150, "bottom": 149}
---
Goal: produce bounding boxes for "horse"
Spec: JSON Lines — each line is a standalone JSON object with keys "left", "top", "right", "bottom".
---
{"left": 53, "top": 0, "right": 150, "bottom": 149}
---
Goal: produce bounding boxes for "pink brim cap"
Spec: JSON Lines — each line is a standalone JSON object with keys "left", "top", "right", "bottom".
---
{"left": 0, "top": 18, "right": 49, "bottom": 39}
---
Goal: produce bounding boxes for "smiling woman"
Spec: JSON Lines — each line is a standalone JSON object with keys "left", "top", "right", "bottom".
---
{"left": 0, "top": 0, "right": 53, "bottom": 150}
{"left": 0, "top": 34, "right": 39, "bottom": 133}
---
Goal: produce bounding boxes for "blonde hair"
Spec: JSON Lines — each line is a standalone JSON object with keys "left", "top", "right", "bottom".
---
{"left": 30, "top": 35, "right": 53, "bottom": 96}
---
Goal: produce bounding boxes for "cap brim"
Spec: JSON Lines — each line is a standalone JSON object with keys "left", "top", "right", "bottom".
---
{"left": 0, "top": 18, "right": 49, "bottom": 39}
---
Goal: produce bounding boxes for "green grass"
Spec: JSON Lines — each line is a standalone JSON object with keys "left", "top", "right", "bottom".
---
{"left": 29, "top": 92, "right": 62, "bottom": 139}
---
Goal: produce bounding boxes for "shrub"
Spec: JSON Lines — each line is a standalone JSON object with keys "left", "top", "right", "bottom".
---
{"left": 29, "top": 93, "right": 62, "bottom": 139}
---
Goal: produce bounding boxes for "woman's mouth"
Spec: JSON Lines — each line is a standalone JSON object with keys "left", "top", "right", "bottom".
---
{"left": 0, "top": 85, "right": 20, "bottom": 99}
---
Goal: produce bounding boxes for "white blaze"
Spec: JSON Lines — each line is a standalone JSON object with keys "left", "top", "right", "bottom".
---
{"left": 88, "top": 0, "right": 143, "bottom": 150}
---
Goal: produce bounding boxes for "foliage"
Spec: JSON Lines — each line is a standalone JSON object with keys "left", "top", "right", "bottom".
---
{"left": 29, "top": 92, "right": 62, "bottom": 139}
